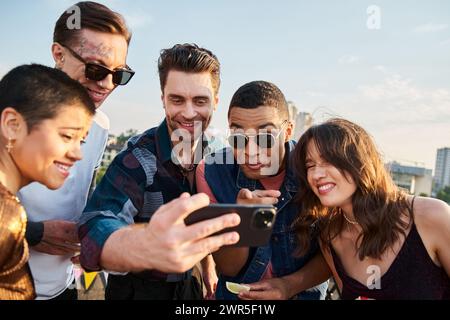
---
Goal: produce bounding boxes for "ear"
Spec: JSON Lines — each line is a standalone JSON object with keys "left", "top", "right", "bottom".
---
{"left": 1, "top": 108, "right": 27, "bottom": 142}
{"left": 284, "top": 121, "right": 294, "bottom": 142}
{"left": 52, "top": 43, "right": 65, "bottom": 69}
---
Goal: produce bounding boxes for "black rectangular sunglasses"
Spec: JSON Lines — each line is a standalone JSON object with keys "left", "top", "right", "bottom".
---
{"left": 228, "top": 120, "right": 289, "bottom": 149}
{"left": 61, "top": 44, "right": 135, "bottom": 86}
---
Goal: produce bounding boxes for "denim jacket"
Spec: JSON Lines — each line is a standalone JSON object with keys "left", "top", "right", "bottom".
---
{"left": 204, "top": 141, "right": 328, "bottom": 300}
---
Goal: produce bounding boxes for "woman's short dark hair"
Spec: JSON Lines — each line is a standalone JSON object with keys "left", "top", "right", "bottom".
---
{"left": 0, "top": 64, "right": 96, "bottom": 131}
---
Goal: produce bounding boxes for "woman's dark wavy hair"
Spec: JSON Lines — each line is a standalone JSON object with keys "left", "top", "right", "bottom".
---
{"left": 292, "top": 118, "right": 411, "bottom": 260}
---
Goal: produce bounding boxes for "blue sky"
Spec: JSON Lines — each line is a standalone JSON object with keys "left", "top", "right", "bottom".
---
{"left": 1, "top": 0, "right": 449, "bottom": 170}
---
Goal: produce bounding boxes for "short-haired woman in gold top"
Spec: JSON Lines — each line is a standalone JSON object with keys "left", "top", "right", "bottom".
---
{"left": 0, "top": 64, "right": 95, "bottom": 299}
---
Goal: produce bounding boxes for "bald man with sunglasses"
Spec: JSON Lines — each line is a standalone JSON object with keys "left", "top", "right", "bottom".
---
{"left": 196, "top": 81, "right": 330, "bottom": 300}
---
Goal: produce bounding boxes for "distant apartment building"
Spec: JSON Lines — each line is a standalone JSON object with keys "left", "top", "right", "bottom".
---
{"left": 106, "top": 134, "right": 118, "bottom": 146}
{"left": 434, "top": 147, "right": 450, "bottom": 192}
{"left": 99, "top": 134, "right": 125, "bottom": 169}
{"left": 100, "top": 143, "right": 123, "bottom": 168}
{"left": 287, "top": 101, "right": 313, "bottom": 141}
{"left": 387, "top": 162, "right": 433, "bottom": 196}
{"left": 287, "top": 101, "right": 298, "bottom": 124}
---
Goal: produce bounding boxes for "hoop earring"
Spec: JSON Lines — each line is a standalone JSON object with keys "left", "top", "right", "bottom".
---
{"left": 6, "top": 137, "right": 13, "bottom": 153}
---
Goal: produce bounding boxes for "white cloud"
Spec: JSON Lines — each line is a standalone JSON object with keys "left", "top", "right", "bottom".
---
{"left": 309, "top": 67, "right": 450, "bottom": 169}
{"left": 338, "top": 55, "right": 360, "bottom": 65}
{"left": 355, "top": 73, "right": 450, "bottom": 168}
{"left": 413, "top": 23, "right": 448, "bottom": 34}
{"left": 359, "top": 75, "right": 421, "bottom": 101}
{"left": 125, "top": 12, "right": 153, "bottom": 30}
{"left": 357, "top": 73, "right": 450, "bottom": 124}
{"left": 373, "top": 65, "right": 388, "bottom": 74}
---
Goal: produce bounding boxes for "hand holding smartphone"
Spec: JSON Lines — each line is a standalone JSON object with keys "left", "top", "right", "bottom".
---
{"left": 185, "top": 204, "right": 277, "bottom": 247}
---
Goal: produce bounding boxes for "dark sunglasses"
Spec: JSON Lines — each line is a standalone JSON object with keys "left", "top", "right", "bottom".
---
{"left": 60, "top": 44, "right": 135, "bottom": 86}
{"left": 228, "top": 121, "right": 288, "bottom": 149}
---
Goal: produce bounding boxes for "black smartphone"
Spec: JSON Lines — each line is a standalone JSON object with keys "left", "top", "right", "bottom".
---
{"left": 184, "top": 204, "right": 277, "bottom": 247}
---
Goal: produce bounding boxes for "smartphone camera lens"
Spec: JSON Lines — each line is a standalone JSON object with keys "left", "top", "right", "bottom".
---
{"left": 252, "top": 209, "right": 275, "bottom": 230}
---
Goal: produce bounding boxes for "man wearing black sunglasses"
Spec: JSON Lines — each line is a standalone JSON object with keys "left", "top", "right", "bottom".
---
{"left": 58, "top": 44, "right": 135, "bottom": 88}
{"left": 196, "top": 81, "right": 330, "bottom": 300}
{"left": 18, "top": 2, "right": 133, "bottom": 300}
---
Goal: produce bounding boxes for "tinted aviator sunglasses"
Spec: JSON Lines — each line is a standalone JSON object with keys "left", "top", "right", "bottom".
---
{"left": 228, "top": 120, "right": 289, "bottom": 149}
{"left": 60, "top": 44, "right": 135, "bottom": 86}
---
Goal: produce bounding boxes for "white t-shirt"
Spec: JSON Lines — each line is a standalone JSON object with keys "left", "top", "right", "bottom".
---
{"left": 18, "top": 110, "right": 110, "bottom": 300}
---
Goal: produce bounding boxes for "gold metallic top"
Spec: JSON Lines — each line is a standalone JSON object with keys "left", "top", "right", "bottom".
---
{"left": 0, "top": 182, "right": 35, "bottom": 300}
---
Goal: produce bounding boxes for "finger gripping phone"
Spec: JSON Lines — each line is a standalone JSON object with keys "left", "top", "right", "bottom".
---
{"left": 184, "top": 204, "right": 277, "bottom": 247}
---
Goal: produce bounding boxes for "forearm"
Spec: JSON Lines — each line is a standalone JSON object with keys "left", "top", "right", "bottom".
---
{"left": 100, "top": 224, "right": 151, "bottom": 273}
{"left": 213, "top": 247, "right": 249, "bottom": 277}
{"left": 281, "top": 252, "right": 332, "bottom": 298}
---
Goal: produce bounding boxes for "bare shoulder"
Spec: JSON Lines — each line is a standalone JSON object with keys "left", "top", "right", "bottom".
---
{"left": 412, "top": 196, "right": 450, "bottom": 228}
{"left": 410, "top": 197, "right": 449, "bottom": 266}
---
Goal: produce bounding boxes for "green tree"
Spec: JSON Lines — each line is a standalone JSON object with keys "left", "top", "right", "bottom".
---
{"left": 436, "top": 186, "right": 450, "bottom": 204}
{"left": 94, "top": 129, "right": 138, "bottom": 187}
{"left": 116, "top": 129, "right": 138, "bottom": 146}
{"left": 96, "top": 166, "right": 107, "bottom": 185}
